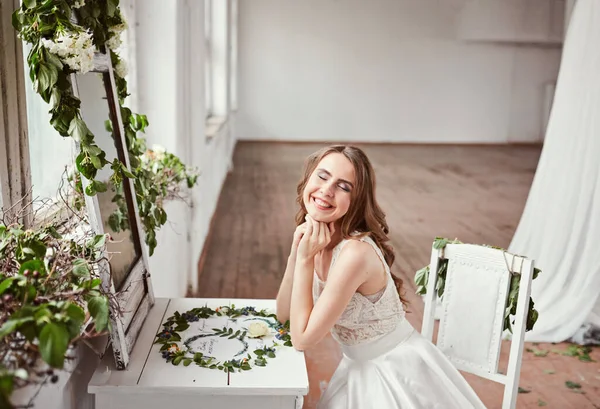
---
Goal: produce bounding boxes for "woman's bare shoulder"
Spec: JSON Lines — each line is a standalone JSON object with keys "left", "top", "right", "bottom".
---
{"left": 336, "top": 238, "right": 381, "bottom": 274}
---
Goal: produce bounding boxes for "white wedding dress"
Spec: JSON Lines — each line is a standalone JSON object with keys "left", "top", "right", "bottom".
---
{"left": 313, "top": 235, "right": 487, "bottom": 409}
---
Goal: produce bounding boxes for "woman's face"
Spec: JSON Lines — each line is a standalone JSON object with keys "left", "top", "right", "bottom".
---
{"left": 303, "top": 153, "right": 356, "bottom": 224}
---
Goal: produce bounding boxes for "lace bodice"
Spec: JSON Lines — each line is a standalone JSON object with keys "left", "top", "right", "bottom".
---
{"left": 312, "top": 235, "right": 406, "bottom": 346}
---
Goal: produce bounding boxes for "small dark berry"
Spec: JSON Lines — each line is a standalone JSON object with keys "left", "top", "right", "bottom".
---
{"left": 23, "top": 270, "right": 30, "bottom": 277}
{"left": 47, "top": 369, "right": 54, "bottom": 375}
{"left": 3, "top": 294, "right": 12, "bottom": 303}
{"left": 32, "top": 271, "right": 39, "bottom": 278}
{"left": 50, "top": 375, "right": 59, "bottom": 384}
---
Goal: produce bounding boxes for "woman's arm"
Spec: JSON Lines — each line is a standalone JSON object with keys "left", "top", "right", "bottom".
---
{"left": 290, "top": 219, "right": 370, "bottom": 351}
{"left": 275, "top": 255, "right": 297, "bottom": 323}
{"left": 276, "top": 223, "right": 306, "bottom": 323}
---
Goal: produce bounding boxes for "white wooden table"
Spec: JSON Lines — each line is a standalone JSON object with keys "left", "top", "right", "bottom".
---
{"left": 88, "top": 298, "right": 309, "bottom": 409}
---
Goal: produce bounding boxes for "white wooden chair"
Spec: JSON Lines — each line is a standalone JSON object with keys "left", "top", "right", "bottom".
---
{"left": 421, "top": 243, "right": 535, "bottom": 409}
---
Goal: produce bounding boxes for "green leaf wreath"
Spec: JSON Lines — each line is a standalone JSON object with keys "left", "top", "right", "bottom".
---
{"left": 153, "top": 305, "right": 293, "bottom": 373}
{"left": 414, "top": 237, "right": 541, "bottom": 333}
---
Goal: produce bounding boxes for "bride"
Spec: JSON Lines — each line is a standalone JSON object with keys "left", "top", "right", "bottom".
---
{"left": 276, "top": 145, "right": 486, "bottom": 409}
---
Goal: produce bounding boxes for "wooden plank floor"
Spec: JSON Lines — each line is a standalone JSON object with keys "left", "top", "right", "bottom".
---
{"left": 196, "top": 142, "right": 600, "bottom": 409}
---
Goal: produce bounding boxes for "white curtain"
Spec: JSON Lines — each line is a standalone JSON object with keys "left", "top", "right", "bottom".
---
{"left": 508, "top": 0, "right": 600, "bottom": 344}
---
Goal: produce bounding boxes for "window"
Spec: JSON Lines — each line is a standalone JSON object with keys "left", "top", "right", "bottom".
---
{"left": 1, "top": 10, "right": 32, "bottom": 224}
{"left": 23, "top": 43, "right": 74, "bottom": 211}
{"left": 204, "top": 0, "right": 228, "bottom": 120}
{"left": 229, "top": 0, "right": 238, "bottom": 112}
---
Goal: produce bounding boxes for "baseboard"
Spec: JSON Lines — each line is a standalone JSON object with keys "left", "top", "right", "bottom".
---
{"left": 235, "top": 139, "right": 543, "bottom": 148}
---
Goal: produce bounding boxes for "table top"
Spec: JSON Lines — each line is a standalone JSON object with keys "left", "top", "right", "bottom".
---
{"left": 88, "top": 297, "right": 309, "bottom": 396}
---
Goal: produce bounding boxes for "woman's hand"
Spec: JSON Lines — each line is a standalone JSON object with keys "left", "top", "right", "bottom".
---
{"left": 297, "top": 215, "right": 335, "bottom": 261}
{"left": 290, "top": 222, "right": 307, "bottom": 256}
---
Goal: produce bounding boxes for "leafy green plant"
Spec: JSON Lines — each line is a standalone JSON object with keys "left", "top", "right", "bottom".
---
{"left": 0, "top": 219, "right": 110, "bottom": 408}
{"left": 68, "top": 143, "right": 199, "bottom": 255}
{"left": 414, "top": 237, "right": 541, "bottom": 333}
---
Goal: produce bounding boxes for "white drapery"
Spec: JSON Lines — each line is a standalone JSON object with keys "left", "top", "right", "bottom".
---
{"left": 508, "top": 0, "right": 600, "bottom": 344}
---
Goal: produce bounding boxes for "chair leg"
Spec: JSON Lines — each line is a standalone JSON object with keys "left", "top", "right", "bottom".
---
{"left": 421, "top": 247, "right": 441, "bottom": 341}
{"left": 502, "top": 259, "right": 534, "bottom": 409}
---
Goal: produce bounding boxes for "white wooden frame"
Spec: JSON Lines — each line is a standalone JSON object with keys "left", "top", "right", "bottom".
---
{"left": 422, "top": 243, "right": 534, "bottom": 409}
{"left": 70, "top": 49, "right": 155, "bottom": 370}
{"left": 204, "top": 0, "right": 213, "bottom": 118}
{"left": 0, "top": 0, "right": 32, "bottom": 226}
{"left": 205, "top": 0, "right": 230, "bottom": 119}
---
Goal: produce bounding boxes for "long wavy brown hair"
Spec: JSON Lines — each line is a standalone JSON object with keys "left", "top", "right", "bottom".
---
{"left": 295, "top": 145, "right": 407, "bottom": 304}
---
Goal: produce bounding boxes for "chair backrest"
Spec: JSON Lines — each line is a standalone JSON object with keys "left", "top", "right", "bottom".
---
{"left": 421, "top": 243, "right": 534, "bottom": 409}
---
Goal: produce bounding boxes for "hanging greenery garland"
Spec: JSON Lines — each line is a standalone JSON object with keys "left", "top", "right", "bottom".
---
{"left": 414, "top": 237, "right": 541, "bottom": 333}
{"left": 12, "top": 0, "right": 199, "bottom": 256}
{"left": 153, "top": 305, "right": 293, "bottom": 373}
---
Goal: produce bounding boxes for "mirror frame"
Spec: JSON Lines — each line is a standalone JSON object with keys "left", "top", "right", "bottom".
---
{"left": 70, "top": 51, "right": 155, "bottom": 370}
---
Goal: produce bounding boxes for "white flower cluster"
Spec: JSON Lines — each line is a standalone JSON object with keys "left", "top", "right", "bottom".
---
{"left": 72, "top": 0, "right": 85, "bottom": 9}
{"left": 115, "top": 59, "right": 128, "bottom": 78}
{"left": 41, "top": 30, "right": 95, "bottom": 74}
{"left": 152, "top": 144, "right": 166, "bottom": 158}
{"left": 141, "top": 145, "right": 166, "bottom": 163}
{"left": 106, "top": 14, "right": 128, "bottom": 51}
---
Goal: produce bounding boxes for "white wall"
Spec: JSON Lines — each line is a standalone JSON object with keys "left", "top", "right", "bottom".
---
{"left": 135, "top": 0, "right": 235, "bottom": 298}
{"left": 235, "top": 0, "right": 563, "bottom": 143}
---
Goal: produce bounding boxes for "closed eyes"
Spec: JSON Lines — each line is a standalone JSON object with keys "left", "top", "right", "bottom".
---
{"left": 317, "top": 172, "right": 352, "bottom": 192}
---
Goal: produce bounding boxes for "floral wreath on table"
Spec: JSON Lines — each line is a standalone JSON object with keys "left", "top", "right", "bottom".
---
{"left": 153, "top": 305, "right": 293, "bottom": 373}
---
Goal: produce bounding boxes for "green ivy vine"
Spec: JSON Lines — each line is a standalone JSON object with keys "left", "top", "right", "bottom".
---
{"left": 12, "top": 0, "right": 199, "bottom": 255}
{"left": 414, "top": 237, "right": 541, "bottom": 333}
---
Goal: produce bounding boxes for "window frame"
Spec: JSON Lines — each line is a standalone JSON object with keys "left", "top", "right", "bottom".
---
{"left": 0, "top": 0, "right": 32, "bottom": 227}
{"left": 205, "top": 0, "right": 213, "bottom": 119}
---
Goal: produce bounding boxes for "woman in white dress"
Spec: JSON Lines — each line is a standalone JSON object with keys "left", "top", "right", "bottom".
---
{"left": 276, "top": 145, "right": 487, "bottom": 409}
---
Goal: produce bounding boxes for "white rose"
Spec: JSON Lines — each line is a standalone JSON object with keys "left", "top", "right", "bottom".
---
{"left": 247, "top": 322, "right": 269, "bottom": 338}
